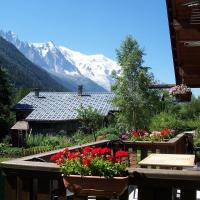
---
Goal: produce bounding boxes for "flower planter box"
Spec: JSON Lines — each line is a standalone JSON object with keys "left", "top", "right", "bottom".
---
{"left": 121, "top": 133, "right": 187, "bottom": 167}
{"left": 175, "top": 92, "right": 192, "bottom": 102}
{"left": 63, "top": 175, "right": 129, "bottom": 198}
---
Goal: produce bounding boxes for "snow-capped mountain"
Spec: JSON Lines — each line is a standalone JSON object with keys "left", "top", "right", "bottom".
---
{"left": 59, "top": 47, "right": 120, "bottom": 90}
{"left": 0, "top": 30, "right": 120, "bottom": 91}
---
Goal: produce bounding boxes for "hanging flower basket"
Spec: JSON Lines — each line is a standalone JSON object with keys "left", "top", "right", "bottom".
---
{"left": 62, "top": 175, "right": 129, "bottom": 197}
{"left": 169, "top": 84, "right": 192, "bottom": 102}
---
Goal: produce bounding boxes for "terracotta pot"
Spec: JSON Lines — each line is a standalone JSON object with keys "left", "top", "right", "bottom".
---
{"left": 62, "top": 175, "right": 129, "bottom": 197}
{"left": 175, "top": 92, "right": 192, "bottom": 102}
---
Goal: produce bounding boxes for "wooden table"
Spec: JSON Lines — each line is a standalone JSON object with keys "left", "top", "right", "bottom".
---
{"left": 139, "top": 154, "right": 195, "bottom": 169}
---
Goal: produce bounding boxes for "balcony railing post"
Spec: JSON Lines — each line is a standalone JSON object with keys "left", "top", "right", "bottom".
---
{"left": 16, "top": 176, "right": 22, "bottom": 200}
{"left": 138, "top": 185, "right": 172, "bottom": 200}
{"left": 181, "top": 188, "right": 196, "bottom": 200}
{"left": 4, "top": 173, "right": 17, "bottom": 200}
{"left": 31, "top": 178, "right": 38, "bottom": 200}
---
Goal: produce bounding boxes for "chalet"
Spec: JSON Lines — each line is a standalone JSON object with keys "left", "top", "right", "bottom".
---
{"left": 11, "top": 87, "right": 117, "bottom": 135}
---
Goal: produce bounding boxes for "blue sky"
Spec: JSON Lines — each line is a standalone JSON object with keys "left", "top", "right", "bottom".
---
{"left": 1, "top": 0, "right": 197, "bottom": 94}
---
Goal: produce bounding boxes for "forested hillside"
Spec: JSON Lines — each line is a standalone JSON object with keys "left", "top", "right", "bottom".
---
{"left": 0, "top": 36, "right": 67, "bottom": 91}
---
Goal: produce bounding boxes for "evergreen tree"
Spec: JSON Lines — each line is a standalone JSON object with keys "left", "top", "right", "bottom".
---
{"left": 0, "top": 66, "right": 13, "bottom": 136}
{"left": 14, "top": 87, "right": 31, "bottom": 104}
{"left": 112, "top": 35, "right": 160, "bottom": 130}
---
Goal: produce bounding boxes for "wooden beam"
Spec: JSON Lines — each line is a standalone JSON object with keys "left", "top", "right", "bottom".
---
{"left": 149, "top": 84, "right": 175, "bottom": 89}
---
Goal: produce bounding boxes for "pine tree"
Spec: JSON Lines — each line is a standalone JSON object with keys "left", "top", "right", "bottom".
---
{"left": 112, "top": 35, "right": 160, "bottom": 130}
{"left": 0, "top": 66, "right": 13, "bottom": 136}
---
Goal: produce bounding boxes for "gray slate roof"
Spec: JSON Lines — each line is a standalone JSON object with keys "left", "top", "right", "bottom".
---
{"left": 14, "top": 92, "right": 117, "bottom": 121}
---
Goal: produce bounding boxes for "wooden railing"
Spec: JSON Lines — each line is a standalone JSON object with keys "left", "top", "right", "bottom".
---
{"left": 1, "top": 133, "right": 200, "bottom": 200}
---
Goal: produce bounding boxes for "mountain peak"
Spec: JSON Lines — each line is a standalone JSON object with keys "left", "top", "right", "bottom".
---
{"left": 46, "top": 40, "right": 55, "bottom": 48}
{"left": 0, "top": 30, "right": 18, "bottom": 43}
{"left": 7, "top": 30, "right": 17, "bottom": 38}
{"left": 0, "top": 30, "right": 121, "bottom": 91}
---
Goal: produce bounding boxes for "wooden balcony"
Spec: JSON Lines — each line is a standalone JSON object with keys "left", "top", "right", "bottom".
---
{"left": 1, "top": 132, "right": 200, "bottom": 200}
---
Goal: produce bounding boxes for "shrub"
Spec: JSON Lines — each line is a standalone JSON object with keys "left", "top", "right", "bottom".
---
{"left": 25, "top": 134, "right": 45, "bottom": 147}
{"left": 186, "top": 117, "right": 200, "bottom": 130}
{"left": 0, "top": 143, "right": 22, "bottom": 157}
{"left": 71, "top": 131, "right": 94, "bottom": 145}
{"left": 96, "top": 127, "right": 119, "bottom": 140}
{"left": 2, "top": 135, "right": 11, "bottom": 144}
{"left": 168, "top": 97, "right": 200, "bottom": 120}
{"left": 25, "top": 134, "right": 71, "bottom": 148}
{"left": 149, "top": 112, "right": 187, "bottom": 132}
{"left": 77, "top": 106, "right": 103, "bottom": 134}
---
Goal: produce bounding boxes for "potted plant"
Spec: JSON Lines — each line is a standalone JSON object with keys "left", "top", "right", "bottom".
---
{"left": 169, "top": 84, "right": 192, "bottom": 102}
{"left": 50, "top": 146, "right": 129, "bottom": 198}
{"left": 120, "top": 128, "right": 187, "bottom": 168}
{"left": 126, "top": 128, "right": 175, "bottom": 142}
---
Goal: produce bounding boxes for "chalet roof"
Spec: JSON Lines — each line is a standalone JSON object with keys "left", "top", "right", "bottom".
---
{"left": 11, "top": 121, "right": 29, "bottom": 130}
{"left": 14, "top": 92, "right": 117, "bottom": 121}
{"left": 167, "top": 0, "right": 200, "bottom": 87}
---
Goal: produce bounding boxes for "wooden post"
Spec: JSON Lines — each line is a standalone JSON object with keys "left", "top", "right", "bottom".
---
{"left": 31, "top": 178, "right": 38, "bottom": 200}
{"left": 141, "top": 150, "right": 148, "bottom": 168}
{"left": 138, "top": 186, "right": 172, "bottom": 200}
{"left": 128, "top": 148, "right": 137, "bottom": 167}
{"left": 4, "top": 174, "right": 17, "bottom": 200}
{"left": 181, "top": 188, "right": 196, "bottom": 200}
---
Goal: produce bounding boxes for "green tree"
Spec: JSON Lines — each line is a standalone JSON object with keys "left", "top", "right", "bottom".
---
{"left": 13, "top": 87, "right": 31, "bottom": 104}
{"left": 112, "top": 35, "right": 160, "bottom": 130}
{"left": 77, "top": 106, "right": 103, "bottom": 140}
{"left": 0, "top": 67, "right": 13, "bottom": 136}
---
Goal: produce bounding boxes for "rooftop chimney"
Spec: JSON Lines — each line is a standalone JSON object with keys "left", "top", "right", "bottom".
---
{"left": 34, "top": 88, "right": 39, "bottom": 97}
{"left": 78, "top": 85, "right": 83, "bottom": 96}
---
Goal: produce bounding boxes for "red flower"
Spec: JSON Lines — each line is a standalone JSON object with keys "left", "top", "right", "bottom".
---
{"left": 68, "top": 151, "right": 80, "bottom": 160}
{"left": 82, "top": 158, "right": 91, "bottom": 166}
{"left": 115, "top": 150, "right": 128, "bottom": 158}
{"left": 50, "top": 152, "right": 63, "bottom": 161}
{"left": 82, "top": 146, "right": 93, "bottom": 157}
{"left": 91, "top": 147, "right": 102, "bottom": 156}
{"left": 107, "top": 155, "right": 115, "bottom": 162}
{"left": 101, "top": 147, "right": 111, "bottom": 155}
{"left": 132, "top": 131, "right": 139, "bottom": 138}
{"left": 160, "top": 128, "right": 170, "bottom": 135}
{"left": 137, "top": 129, "right": 143, "bottom": 135}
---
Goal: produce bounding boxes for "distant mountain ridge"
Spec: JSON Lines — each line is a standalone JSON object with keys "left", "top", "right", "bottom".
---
{"left": 0, "top": 36, "right": 66, "bottom": 91}
{"left": 0, "top": 30, "right": 121, "bottom": 91}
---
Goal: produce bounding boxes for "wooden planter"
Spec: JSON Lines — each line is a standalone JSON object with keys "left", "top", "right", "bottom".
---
{"left": 63, "top": 175, "right": 129, "bottom": 198}
{"left": 175, "top": 92, "right": 192, "bottom": 102}
{"left": 121, "top": 133, "right": 187, "bottom": 167}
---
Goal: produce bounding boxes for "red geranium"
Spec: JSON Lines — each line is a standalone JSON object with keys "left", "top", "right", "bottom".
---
{"left": 132, "top": 131, "right": 139, "bottom": 138}
{"left": 160, "top": 128, "right": 170, "bottom": 135}
{"left": 115, "top": 150, "right": 129, "bottom": 158}
{"left": 50, "top": 151, "right": 63, "bottom": 161}
{"left": 50, "top": 146, "right": 129, "bottom": 177}
{"left": 82, "top": 146, "right": 93, "bottom": 157}
{"left": 91, "top": 147, "right": 102, "bottom": 156}
{"left": 101, "top": 147, "right": 111, "bottom": 155}
{"left": 68, "top": 151, "right": 80, "bottom": 160}
{"left": 82, "top": 158, "right": 91, "bottom": 166}
{"left": 106, "top": 155, "right": 115, "bottom": 162}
